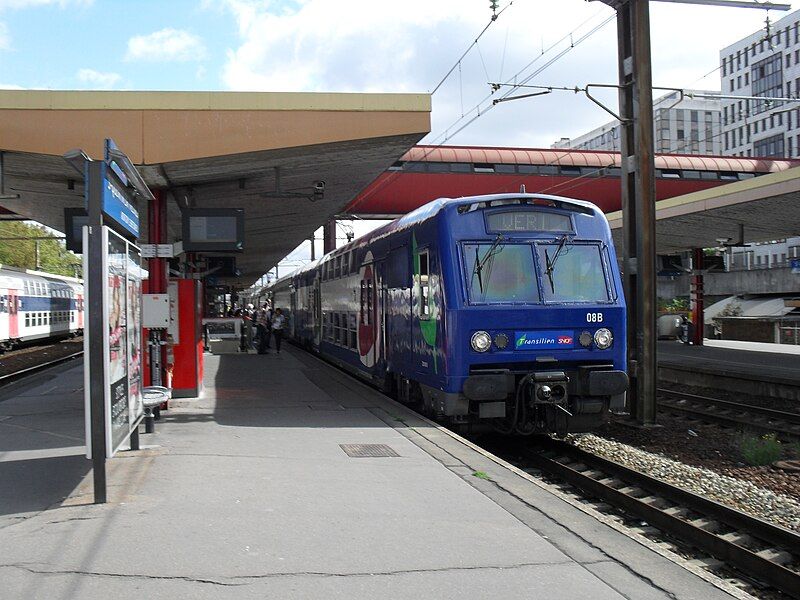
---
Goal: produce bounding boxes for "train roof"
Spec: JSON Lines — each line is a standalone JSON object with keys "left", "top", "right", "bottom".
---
{"left": 0, "top": 264, "right": 82, "bottom": 284}
{"left": 279, "top": 193, "right": 605, "bottom": 281}
{"left": 402, "top": 145, "right": 799, "bottom": 174}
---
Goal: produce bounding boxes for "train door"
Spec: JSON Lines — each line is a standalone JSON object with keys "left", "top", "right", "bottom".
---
{"left": 313, "top": 273, "right": 321, "bottom": 347}
{"left": 358, "top": 251, "right": 378, "bottom": 369}
{"left": 375, "top": 260, "right": 387, "bottom": 369}
{"left": 8, "top": 289, "right": 19, "bottom": 339}
{"left": 77, "top": 293, "right": 84, "bottom": 329}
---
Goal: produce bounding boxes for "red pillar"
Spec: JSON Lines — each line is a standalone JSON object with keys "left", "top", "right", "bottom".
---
{"left": 691, "top": 248, "right": 704, "bottom": 346}
{"left": 147, "top": 189, "right": 168, "bottom": 385}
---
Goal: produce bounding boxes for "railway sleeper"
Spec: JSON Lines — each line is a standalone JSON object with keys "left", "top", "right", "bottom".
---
{"left": 719, "top": 531, "right": 756, "bottom": 547}
{"left": 754, "top": 548, "right": 794, "bottom": 566}
{"left": 688, "top": 517, "right": 722, "bottom": 533}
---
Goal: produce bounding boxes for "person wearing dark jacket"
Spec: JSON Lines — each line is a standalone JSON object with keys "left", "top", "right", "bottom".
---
{"left": 271, "top": 308, "right": 286, "bottom": 354}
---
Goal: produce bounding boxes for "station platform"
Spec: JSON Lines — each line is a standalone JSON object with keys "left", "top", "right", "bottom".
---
{"left": 658, "top": 339, "right": 800, "bottom": 390}
{"left": 0, "top": 347, "right": 745, "bottom": 599}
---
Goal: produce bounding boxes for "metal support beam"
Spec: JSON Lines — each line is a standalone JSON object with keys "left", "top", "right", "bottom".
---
{"left": 691, "top": 248, "right": 705, "bottom": 346}
{"left": 617, "top": 0, "right": 657, "bottom": 426}
{"left": 148, "top": 189, "right": 167, "bottom": 387}
{"left": 323, "top": 220, "right": 336, "bottom": 255}
{"left": 86, "top": 160, "right": 107, "bottom": 504}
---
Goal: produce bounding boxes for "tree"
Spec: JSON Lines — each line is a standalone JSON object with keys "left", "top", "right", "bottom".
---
{"left": 0, "top": 221, "right": 81, "bottom": 278}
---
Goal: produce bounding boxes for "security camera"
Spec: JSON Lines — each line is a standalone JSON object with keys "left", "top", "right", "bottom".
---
{"left": 312, "top": 180, "right": 325, "bottom": 201}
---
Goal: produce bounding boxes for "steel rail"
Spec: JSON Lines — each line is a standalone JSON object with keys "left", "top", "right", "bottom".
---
{"left": 526, "top": 439, "right": 800, "bottom": 598}
{"left": 658, "top": 388, "right": 800, "bottom": 438}
{"left": 0, "top": 351, "right": 84, "bottom": 386}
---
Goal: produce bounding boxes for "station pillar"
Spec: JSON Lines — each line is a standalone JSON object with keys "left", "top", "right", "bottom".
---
{"left": 323, "top": 219, "right": 336, "bottom": 254}
{"left": 691, "top": 248, "right": 705, "bottom": 346}
{"left": 146, "top": 188, "right": 168, "bottom": 386}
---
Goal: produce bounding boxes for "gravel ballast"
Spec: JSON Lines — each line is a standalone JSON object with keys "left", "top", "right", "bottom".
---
{"left": 569, "top": 433, "right": 800, "bottom": 532}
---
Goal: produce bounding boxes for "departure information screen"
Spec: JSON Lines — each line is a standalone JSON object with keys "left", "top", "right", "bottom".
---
{"left": 486, "top": 210, "right": 572, "bottom": 233}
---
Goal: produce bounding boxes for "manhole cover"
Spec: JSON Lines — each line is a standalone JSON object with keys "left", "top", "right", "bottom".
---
{"left": 340, "top": 444, "right": 399, "bottom": 458}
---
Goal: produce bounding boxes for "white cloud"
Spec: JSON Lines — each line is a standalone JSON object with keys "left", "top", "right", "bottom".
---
{"left": 0, "top": 82, "right": 24, "bottom": 89}
{"left": 216, "top": 0, "right": 800, "bottom": 148}
{"left": 76, "top": 68, "right": 121, "bottom": 89}
{"left": 125, "top": 28, "right": 206, "bottom": 62}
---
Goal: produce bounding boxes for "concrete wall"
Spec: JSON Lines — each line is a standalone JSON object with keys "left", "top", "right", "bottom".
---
{"left": 658, "top": 267, "right": 800, "bottom": 300}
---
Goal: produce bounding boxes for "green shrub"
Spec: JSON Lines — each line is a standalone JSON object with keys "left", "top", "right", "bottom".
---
{"left": 739, "top": 433, "right": 782, "bottom": 466}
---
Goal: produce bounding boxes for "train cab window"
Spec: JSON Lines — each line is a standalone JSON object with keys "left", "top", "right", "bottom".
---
{"left": 464, "top": 244, "right": 538, "bottom": 304}
{"left": 536, "top": 243, "right": 610, "bottom": 303}
{"left": 388, "top": 161, "right": 403, "bottom": 171}
{"left": 418, "top": 250, "right": 431, "bottom": 318}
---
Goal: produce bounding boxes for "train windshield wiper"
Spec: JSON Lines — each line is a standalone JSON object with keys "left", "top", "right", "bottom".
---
{"left": 544, "top": 234, "right": 570, "bottom": 293}
{"left": 473, "top": 235, "right": 504, "bottom": 295}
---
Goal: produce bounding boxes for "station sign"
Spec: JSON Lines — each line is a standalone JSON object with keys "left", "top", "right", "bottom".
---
{"left": 98, "top": 139, "right": 139, "bottom": 240}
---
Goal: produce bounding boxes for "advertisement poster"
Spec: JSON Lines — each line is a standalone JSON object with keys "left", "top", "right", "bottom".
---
{"left": 127, "top": 244, "right": 143, "bottom": 432}
{"left": 85, "top": 226, "right": 145, "bottom": 458}
{"left": 107, "top": 230, "right": 129, "bottom": 454}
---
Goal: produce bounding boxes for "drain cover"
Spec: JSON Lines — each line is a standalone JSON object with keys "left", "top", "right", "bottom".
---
{"left": 340, "top": 444, "right": 399, "bottom": 458}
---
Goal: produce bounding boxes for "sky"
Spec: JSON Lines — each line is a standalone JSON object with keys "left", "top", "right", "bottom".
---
{"left": 1, "top": 0, "right": 798, "bottom": 276}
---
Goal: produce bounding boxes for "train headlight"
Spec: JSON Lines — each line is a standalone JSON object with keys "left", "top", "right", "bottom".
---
{"left": 471, "top": 331, "right": 492, "bottom": 353}
{"left": 579, "top": 331, "right": 592, "bottom": 348}
{"left": 594, "top": 328, "right": 613, "bottom": 349}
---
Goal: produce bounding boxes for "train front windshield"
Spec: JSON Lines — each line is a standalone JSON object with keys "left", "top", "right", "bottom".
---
{"left": 464, "top": 241, "right": 610, "bottom": 304}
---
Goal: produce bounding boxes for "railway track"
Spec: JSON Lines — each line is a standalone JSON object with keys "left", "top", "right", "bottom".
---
{"left": 0, "top": 350, "right": 84, "bottom": 386}
{"left": 658, "top": 388, "right": 800, "bottom": 440}
{"left": 521, "top": 438, "right": 800, "bottom": 598}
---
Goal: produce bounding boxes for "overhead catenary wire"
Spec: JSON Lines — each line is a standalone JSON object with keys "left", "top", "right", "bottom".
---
{"left": 430, "top": 1, "right": 514, "bottom": 95}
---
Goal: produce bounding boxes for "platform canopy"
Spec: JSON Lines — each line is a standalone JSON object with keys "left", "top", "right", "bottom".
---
{"left": 607, "top": 164, "right": 800, "bottom": 254}
{"left": 0, "top": 90, "right": 430, "bottom": 286}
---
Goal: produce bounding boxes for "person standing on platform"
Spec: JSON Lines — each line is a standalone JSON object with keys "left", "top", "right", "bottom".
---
{"left": 256, "top": 306, "right": 270, "bottom": 354}
{"left": 271, "top": 308, "right": 286, "bottom": 354}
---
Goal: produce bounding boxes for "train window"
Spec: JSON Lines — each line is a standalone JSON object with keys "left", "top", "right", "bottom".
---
{"left": 333, "top": 313, "right": 340, "bottom": 344}
{"left": 25, "top": 314, "right": 30, "bottom": 327}
{"left": 738, "top": 172, "right": 755, "bottom": 179}
{"left": 341, "top": 252, "right": 349, "bottom": 276}
{"left": 418, "top": 250, "right": 430, "bottom": 318}
{"left": 334, "top": 256, "right": 341, "bottom": 279}
{"left": 700, "top": 171, "right": 718, "bottom": 180}
{"left": 473, "top": 163, "right": 495, "bottom": 173}
{"left": 71, "top": 312, "right": 74, "bottom": 322}
{"left": 350, "top": 313, "right": 357, "bottom": 349}
{"left": 494, "top": 164, "right": 516, "bottom": 174}
{"left": 660, "top": 169, "right": 681, "bottom": 179}
{"left": 536, "top": 243, "right": 610, "bottom": 303}
{"left": 602, "top": 167, "right": 622, "bottom": 177}
{"left": 719, "top": 172, "right": 738, "bottom": 180}
{"left": 464, "top": 244, "right": 538, "bottom": 304}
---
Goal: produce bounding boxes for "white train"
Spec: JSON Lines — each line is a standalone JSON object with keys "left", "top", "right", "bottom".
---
{"left": 0, "top": 265, "right": 84, "bottom": 352}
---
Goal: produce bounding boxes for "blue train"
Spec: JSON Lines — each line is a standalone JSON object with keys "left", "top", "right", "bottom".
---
{"left": 267, "top": 193, "right": 628, "bottom": 435}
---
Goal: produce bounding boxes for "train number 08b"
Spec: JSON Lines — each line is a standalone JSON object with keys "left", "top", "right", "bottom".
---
{"left": 586, "top": 312, "right": 603, "bottom": 323}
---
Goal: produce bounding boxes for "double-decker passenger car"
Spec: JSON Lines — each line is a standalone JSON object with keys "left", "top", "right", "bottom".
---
{"left": 0, "top": 266, "right": 84, "bottom": 352}
{"left": 269, "top": 193, "right": 627, "bottom": 435}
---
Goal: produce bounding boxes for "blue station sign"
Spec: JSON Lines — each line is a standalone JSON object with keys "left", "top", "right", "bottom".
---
{"left": 514, "top": 330, "right": 574, "bottom": 350}
{"left": 102, "top": 172, "right": 139, "bottom": 239}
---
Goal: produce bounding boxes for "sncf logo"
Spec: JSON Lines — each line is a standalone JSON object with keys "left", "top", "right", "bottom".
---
{"left": 557, "top": 336, "right": 573, "bottom": 345}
